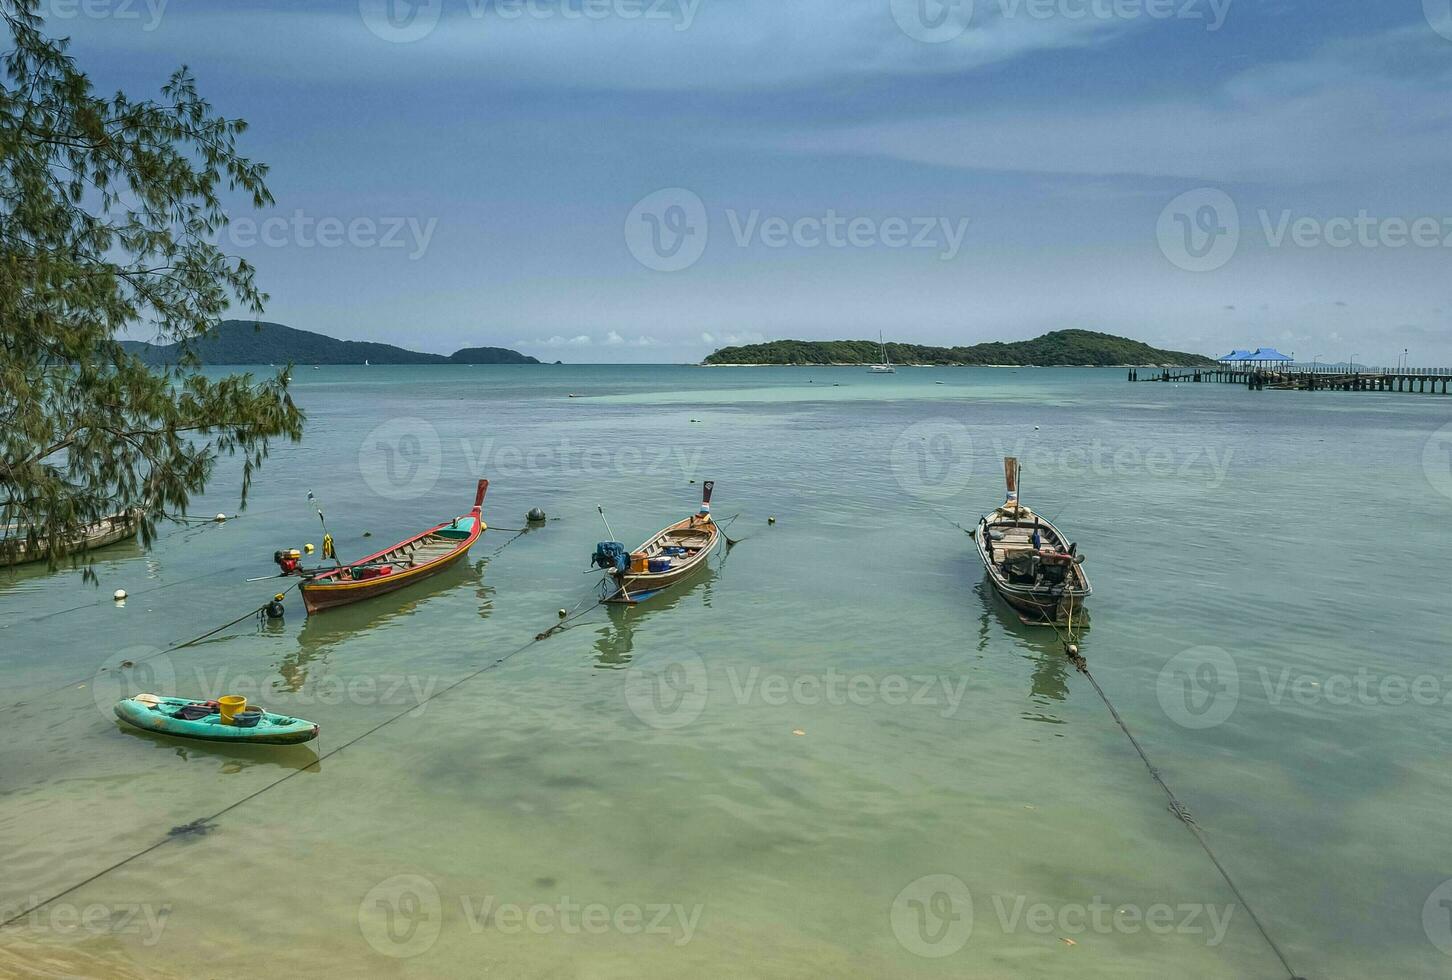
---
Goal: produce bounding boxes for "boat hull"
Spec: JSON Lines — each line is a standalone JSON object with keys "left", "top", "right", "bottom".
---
{"left": 604, "top": 515, "right": 718, "bottom": 604}
{"left": 2, "top": 510, "right": 141, "bottom": 567}
{"left": 301, "top": 538, "right": 477, "bottom": 613}
{"left": 299, "top": 480, "right": 488, "bottom": 614}
{"left": 115, "top": 696, "right": 319, "bottom": 745}
{"left": 974, "top": 509, "right": 1091, "bottom": 624}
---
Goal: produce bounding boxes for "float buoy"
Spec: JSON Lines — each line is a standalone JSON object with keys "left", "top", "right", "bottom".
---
{"left": 527, "top": 507, "right": 547, "bottom": 523}
{"left": 558, "top": 608, "right": 568, "bottom": 619}
{"left": 265, "top": 595, "right": 286, "bottom": 620}
{"left": 214, "top": 513, "right": 227, "bottom": 523}
{"left": 304, "top": 543, "right": 315, "bottom": 554}
{"left": 768, "top": 516, "right": 776, "bottom": 525}
{"left": 113, "top": 589, "right": 127, "bottom": 601}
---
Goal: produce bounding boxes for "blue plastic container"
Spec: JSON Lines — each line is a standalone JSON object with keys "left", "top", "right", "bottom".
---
{"left": 648, "top": 557, "right": 673, "bottom": 573}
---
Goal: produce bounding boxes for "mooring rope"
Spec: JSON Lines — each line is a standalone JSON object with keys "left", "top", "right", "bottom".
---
{"left": 0, "top": 562, "right": 258, "bottom": 629}
{"left": 1072, "top": 661, "right": 1303, "bottom": 979}
{"left": 4, "top": 584, "right": 300, "bottom": 712}
{"left": 929, "top": 507, "right": 1302, "bottom": 974}
{"left": 0, "top": 598, "right": 596, "bottom": 933}
{"left": 3, "top": 524, "right": 733, "bottom": 932}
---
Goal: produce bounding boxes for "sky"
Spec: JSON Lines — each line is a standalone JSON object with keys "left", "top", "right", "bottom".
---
{"left": 43, "top": 0, "right": 1452, "bottom": 364}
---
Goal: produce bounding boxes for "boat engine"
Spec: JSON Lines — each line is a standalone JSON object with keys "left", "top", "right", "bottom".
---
{"left": 592, "top": 541, "right": 628, "bottom": 572}
{"left": 273, "top": 549, "right": 302, "bottom": 575}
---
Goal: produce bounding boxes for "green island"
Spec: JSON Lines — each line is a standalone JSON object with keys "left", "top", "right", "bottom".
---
{"left": 702, "top": 329, "right": 1216, "bottom": 367}
{"left": 120, "top": 320, "right": 540, "bottom": 365}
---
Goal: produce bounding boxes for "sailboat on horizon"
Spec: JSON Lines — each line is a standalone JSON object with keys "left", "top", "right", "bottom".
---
{"left": 869, "top": 332, "right": 896, "bottom": 374}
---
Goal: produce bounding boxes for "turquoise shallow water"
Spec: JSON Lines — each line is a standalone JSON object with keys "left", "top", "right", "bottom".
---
{"left": 1, "top": 365, "right": 1450, "bottom": 978}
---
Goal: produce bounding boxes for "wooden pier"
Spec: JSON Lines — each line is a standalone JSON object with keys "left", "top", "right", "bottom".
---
{"left": 1128, "top": 366, "right": 1452, "bottom": 394}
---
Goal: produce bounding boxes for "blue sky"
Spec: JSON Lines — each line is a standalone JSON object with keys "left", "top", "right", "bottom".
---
{"left": 51, "top": 0, "right": 1452, "bottom": 363}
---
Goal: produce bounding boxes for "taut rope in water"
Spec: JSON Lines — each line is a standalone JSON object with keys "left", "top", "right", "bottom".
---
{"left": 1044, "top": 599, "right": 1302, "bottom": 979}
{"left": 4, "top": 583, "right": 302, "bottom": 712}
{"left": 0, "top": 596, "right": 594, "bottom": 933}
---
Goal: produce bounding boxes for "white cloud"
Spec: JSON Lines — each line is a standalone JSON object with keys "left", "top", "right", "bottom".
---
{"left": 756, "top": 25, "right": 1452, "bottom": 182}
{"left": 61, "top": 1, "right": 1131, "bottom": 93}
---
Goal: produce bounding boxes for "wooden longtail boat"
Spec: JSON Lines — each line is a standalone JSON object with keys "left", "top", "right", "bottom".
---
{"left": 594, "top": 482, "right": 719, "bottom": 605}
{"left": 298, "top": 480, "right": 488, "bottom": 614}
{"left": 1, "top": 509, "right": 142, "bottom": 567}
{"left": 973, "top": 458, "right": 1091, "bottom": 624}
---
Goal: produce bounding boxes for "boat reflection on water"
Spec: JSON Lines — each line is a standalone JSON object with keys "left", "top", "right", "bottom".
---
{"left": 114, "top": 723, "right": 322, "bottom": 773}
{"left": 280, "top": 557, "right": 490, "bottom": 692}
{"left": 972, "top": 579, "right": 1089, "bottom": 719}
{"left": 593, "top": 565, "right": 718, "bottom": 669}
{"left": 0, "top": 539, "right": 144, "bottom": 596}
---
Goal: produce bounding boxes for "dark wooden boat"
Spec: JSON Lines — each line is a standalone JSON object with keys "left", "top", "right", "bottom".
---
{"left": 1, "top": 509, "right": 141, "bottom": 567}
{"left": 594, "top": 482, "right": 719, "bottom": 605}
{"left": 973, "top": 458, "right": 1090, "bottom": 624}
{"left": 298, "top": 480, "right": 488, "bottom": 614}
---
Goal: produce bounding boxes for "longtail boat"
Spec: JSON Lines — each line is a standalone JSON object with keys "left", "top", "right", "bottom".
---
{"left": 593, "top": 482, "right": 719, "bottom": 605}
{"left": 296, "top": 480, "right": 488, "bottom": 614}
{"left": 1, "top": 509, "right": 142, "bottom": 567}
{"left": 973, "top": 458, "right": 1090, "bottom": 624}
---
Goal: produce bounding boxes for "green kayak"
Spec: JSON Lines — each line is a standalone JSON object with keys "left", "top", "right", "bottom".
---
{"left": 114, "top": 694, "right": 320, "bottom": 745}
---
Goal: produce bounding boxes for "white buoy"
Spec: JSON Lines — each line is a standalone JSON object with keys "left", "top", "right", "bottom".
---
{"left": 113, "top": 589, "right": 127, "bottom": 601}
{"left": 214, "top": 513, "right": 227, "bottom": 522}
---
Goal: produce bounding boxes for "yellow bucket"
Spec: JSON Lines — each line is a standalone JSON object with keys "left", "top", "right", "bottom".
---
{"left": 218, "top": 695, "right": 247, "bottom": 725}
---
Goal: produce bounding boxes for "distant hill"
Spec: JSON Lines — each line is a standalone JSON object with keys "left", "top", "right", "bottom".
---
{"left": 702, "top": 330, "right": 1216, "bottom": 367}
{"left": 120, "top": 320, "right": 540, "bottom": 365}
{"left": 448, "top": 346, "right": 539, "bottom": 365}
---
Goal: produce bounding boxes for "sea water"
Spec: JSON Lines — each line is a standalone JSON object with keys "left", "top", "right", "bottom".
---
{"left": 1, "top": 365, "right": 1449, "bottom": 978}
